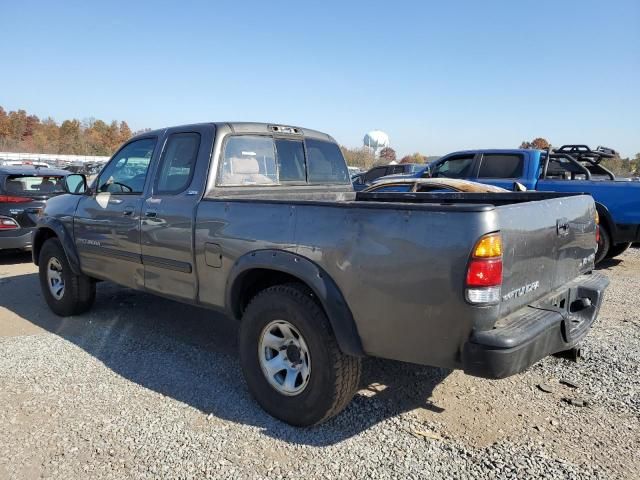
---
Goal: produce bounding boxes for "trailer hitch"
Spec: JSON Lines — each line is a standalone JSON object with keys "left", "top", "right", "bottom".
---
{"left": 553, "top": 346, "right": 582, "bottom": 363}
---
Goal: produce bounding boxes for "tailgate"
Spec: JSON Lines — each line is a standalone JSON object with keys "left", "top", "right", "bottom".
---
{"left": 497, "top": 194, "right": 597, "bottom": 316}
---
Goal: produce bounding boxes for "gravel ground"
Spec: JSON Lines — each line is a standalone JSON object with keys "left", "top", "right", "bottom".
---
{"left": 0, "top": 248, "right": 638, "bottom": 479}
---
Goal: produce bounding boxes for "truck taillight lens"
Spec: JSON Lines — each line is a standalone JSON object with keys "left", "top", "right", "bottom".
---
{"left": 0, "top": 216, "right": 20, "bottom": 230}
{"left": 0, "top": 195, "right": 32, "bottom": 203}
{"left": 466, "top": 259, "right": 503, "bottom": 286}
{"left": 594, "top": 210, "right": 600, "bottom": 243}
{"left": 466, "top": 233, "right": 503, "bottom": 304}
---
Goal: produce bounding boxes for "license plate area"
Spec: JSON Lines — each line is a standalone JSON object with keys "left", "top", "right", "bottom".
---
{"left": 534, "top": 285, "right": 599, "bottom": 343}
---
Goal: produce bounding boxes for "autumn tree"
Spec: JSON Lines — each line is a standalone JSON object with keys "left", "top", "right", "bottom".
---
{"left": 340, "top": 146, "right": 375, "bottom": 170}
{"left": 400, "top": 152, "right": 427, "bottom": 164}
{"left": 378, "top": 147, "right": 396, "bottom": 163}
{"left": 520, "top": 137, "right": 551, "bottom": 150}
{"left": 58, "top": 119, "right": 82, "bottom": 154}
{"left": 0, "top": 105, "right": 136, "bottom": 156}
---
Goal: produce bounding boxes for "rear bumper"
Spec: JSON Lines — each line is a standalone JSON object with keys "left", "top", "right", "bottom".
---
{"left": 462, "top": 273, "right": 609, "bottom": 379}
{"left": 0, "top": 229, "right": 34, "bottom": 250}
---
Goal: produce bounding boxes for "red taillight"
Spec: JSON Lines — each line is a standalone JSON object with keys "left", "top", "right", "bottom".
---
{"left": 466, "top": 258, "right": 503, "bottom": 287}
{"left": 0, "top": 195, "right": 32, "bottom": 203}
{"left": 466, "top": 233, "right": 503, "bottom": 304}
{"left": 0, "top": 217, "right": 20, "bottom": 230}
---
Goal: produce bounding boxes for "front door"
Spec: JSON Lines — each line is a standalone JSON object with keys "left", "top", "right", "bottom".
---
{"left": 141, "top": 127, "right": 211, "bottom": 301}
{"left": 74, "top": 137, "right": 158, "bottom": 289}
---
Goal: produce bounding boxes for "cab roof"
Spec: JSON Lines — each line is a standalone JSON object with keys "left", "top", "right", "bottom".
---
{"left": 131, "top": 122, "right": 335, "bottom": 143}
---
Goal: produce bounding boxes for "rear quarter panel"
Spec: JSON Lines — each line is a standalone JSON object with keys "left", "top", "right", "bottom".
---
{"left": 195, "top": 198, "right": 499, "bottom": 369}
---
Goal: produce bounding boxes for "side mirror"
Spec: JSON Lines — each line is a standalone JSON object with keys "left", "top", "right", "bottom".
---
{"left": 423, "top": 165, "right": 432, "bottom": 178}
{"left": 513, "top": 181, "right": 527, "bottom": 192}
{"left": 64, "top": 174, "right": 88, "bottom": 194}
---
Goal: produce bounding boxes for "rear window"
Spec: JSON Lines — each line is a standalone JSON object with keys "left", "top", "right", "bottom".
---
{"left": 4, "top": 175, "right": 66, "bottom": 195}
{"left": 305, "top": 138, "right": 350, "bottom": 184}
{"left": 218, "top": 135, "right": 349, "bottom": 186}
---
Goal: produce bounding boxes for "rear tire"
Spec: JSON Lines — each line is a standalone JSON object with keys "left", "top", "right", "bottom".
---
{"left": 39, "top": 238, "right": 96, "bottom": 316}
{"left": 239, "top": 283, "right": 361, "bottom": 427}
{"left": 606, "top": 242, "right": 631, "bottom": 259}
{"left": 595, "top": 226, "right": 611, "bottom": 264}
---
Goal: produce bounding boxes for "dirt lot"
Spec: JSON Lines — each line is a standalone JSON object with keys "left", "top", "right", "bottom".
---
{"left": 0, "top": 249, "right": 639, "bottom": 479}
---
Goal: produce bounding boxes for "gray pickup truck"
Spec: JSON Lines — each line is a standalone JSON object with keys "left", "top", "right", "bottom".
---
{"left": 33, "top": 122, "right": 608, "bottom": 426}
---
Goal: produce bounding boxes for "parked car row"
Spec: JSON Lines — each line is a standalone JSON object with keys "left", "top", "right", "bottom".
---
{"left": 0, "top": 165, "right": 71, "bottom": 252}
{"left": 25, "top": 122, "right": 609, "bottom": 427}
{"left": 355, "top": 145, "right": 640, "bottom": 263}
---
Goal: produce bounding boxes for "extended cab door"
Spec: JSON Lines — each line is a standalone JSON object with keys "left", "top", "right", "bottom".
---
{"left": 140, "top": 125, "right": 213, "bottom": 301}
{"left": 74, "top": 137, "right": 158, "bottom": 289}
{"left": 474, "top": 152, "right": 528, "bottom": 190}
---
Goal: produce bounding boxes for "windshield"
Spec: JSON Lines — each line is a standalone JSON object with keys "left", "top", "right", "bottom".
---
{"left": 4, "top": 175, "right": 66, "bottom": 196}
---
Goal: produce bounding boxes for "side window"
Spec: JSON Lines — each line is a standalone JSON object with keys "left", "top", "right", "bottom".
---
{"left": 219, "top": 136, "right": 277, "bottom": 186}
{"left": 275, "top": 139, "right": 306, "bottom": 182}
{"left": 305, "top": 139, "right": 350, "bottom": 184}
{"left": 97, "top": 138, "right": 156, "bottom": 194}
{"left": 364, "top": 167, "right": 386, "bottom": 183}
{"left": 432, "top": 155, "right": 475, "bottom": 178}
{"left": 155, "top": 132, "right": 200, "bottom": 194}
{"left": 391, "top": 165, "right": 406, "bottom": 174}
{"left": 478, "top": 154, "right": 524, "bottom": 179}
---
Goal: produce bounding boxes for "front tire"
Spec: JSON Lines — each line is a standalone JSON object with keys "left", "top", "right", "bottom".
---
{"left": 39, "top": 238, "right": 96, "bottom": 316}
{"left": 595, "top": 226, "right": 611, "bottom": 264}
{"left": 239, "top": 283, "right": 361, "bottom": 426}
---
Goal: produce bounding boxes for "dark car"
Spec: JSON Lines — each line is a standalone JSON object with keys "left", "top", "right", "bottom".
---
{"left": 0, "top": 166, "right": 70, "bottom": 251}
{"left": 351, "top": 163, "right": 423, "bottom": 191}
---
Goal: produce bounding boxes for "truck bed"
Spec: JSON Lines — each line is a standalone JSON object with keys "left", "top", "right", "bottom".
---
{"left": 196, "top": 190, "right": 597, "bottom": 369}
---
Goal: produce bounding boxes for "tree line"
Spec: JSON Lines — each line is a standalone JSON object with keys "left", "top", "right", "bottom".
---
{"left": 0, "top": 106, "right": 136, "bottom": 156}
{"left": 2, "top": 107, "right": 637, "bottom": 177}
{"left": 340, "top": 146, "right": 430, "bottom": 170}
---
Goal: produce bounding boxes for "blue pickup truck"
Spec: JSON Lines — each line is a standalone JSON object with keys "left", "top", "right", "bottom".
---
{"left": 380, "top": 145, "right": 640, "bottom": 263}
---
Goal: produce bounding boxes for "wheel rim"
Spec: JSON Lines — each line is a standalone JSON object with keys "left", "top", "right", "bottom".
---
{"left": 46, "top": 257, "right": 65, "bottom": 300}
{"left": 258, "top": 320, "right": 311, "bottom": 396}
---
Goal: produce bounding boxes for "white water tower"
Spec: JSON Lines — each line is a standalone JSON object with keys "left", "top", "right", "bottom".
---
{"left": 363, "top": 130, "right": 389, "bottom": 158}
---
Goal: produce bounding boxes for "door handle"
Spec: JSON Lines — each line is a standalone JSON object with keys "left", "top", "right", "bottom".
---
{"left": 145, "top": 210, "right": 157, "bottom": 218}
{"left": 123, "top": 207, "right": 135, "bottom": 216}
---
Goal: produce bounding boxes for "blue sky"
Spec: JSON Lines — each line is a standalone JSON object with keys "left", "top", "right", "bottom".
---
{"left": 1, "top": 0, "right": 638, "bottom": 157}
